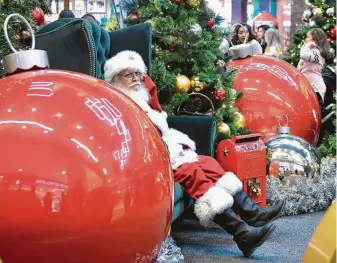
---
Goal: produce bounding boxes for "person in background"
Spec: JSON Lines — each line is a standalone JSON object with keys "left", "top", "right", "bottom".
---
{"left": 264, "top": 28, "right": 284, "bottom": 58}
{"left": 58, "top": 9, "right": 75, "bottom": 19}
{"left": 257, "top": 25, "right": 270, "bottom": 53}
{"left": 297, "top": 28, "right": 332, "bottom": 104}
{"left": 104, "top": 50, "right": 286, "bottom": 258}
{"left": 232, "top": 24, "right": 262, "bottom": 55}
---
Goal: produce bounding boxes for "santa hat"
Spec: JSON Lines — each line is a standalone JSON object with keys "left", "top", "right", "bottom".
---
{"left": 104, "top": 50, "right": 147, "bottom": 83}
{"left": 104, "top": 50, "right": 162, "bottom": 112}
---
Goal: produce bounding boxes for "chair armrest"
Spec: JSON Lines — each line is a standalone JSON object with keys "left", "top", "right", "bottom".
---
{"left": 167, "top": 116, "right": 216, "bottom": 157}
{"left": 108, "top": 23, "right": 152, "bottom": 74}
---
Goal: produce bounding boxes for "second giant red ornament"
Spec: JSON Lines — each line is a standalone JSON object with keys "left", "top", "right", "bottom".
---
{"left": 228, "top": 55, "right": 321, "bottom": 146}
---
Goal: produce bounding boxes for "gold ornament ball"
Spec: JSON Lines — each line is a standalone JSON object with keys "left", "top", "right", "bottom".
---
{"left": 190, "top": 76, "right": 206, "bottom": 89}
{"left": 313, "top": 7, "right": 323, "bottom": 16}
{"left": 216, "top": 60, "right": 226, "bottom": 69}
{"left": 176, "top": 75, "right": 191, "bottom": 93}
{"left": 186, "top": 0, "right": 200, "bottom": 8}
{"left": 145, "top": 19, "right": 156, "bottom": 31}
{"left": 235, "top": 112, "right": 246, "bottom": 128}
{"left": 217, "top": 121, "right": 231, "bottom": 136}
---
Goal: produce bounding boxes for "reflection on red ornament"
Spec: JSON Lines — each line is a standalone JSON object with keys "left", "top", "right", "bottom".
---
{"left": 228, "top": 56, "right": 321, "bottom": 146}
{"left": 0, "top": 70, "right": 173, "bottom": 263}
{"left": 208, "top": 18, "right": 216, "bottom": 28}
{"left": 127, "top": 12, "right": 139, "bottom": 19}
{"left": 171, "top": 0, "right": 181, "bottom": 3}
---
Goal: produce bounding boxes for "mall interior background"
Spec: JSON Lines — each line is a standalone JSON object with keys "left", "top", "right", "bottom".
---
{"left": 45, "top": 0, "right": 324, "bottom": 53}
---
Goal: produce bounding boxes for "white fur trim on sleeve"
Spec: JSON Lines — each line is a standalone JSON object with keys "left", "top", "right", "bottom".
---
{"left": 194, "top": 186, "right": 234, "bottom": 227}
{"left": 147, "top": 109, "right": 169, "bottom": 134}
{"left": 215, "top": 172, "right": 243, "bottom": 196}
{"left": 167, "top": 128, "right": 196, "bottom": 151}
{"left": 170, "top": 149, "right": 198, "bottom": 170}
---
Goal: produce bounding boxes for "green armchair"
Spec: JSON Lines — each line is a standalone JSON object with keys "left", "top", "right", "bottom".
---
{"left": 35, "top": 20, "right": 217, "bottom": 222}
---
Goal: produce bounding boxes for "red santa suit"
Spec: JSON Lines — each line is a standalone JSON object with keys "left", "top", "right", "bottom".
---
{"left": 104, "top": 51, "right": 243, "bottom": 226}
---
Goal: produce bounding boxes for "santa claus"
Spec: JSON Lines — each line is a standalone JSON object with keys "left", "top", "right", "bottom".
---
{"left": 104, "top": 50, "right": 285, "bottom": 258}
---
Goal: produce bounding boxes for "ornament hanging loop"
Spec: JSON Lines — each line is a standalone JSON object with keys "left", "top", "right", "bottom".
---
{"left": 277, "top": 114, "right": 291, "bottom": 134}
{"left": 3, "top": 13, "right": 36, "bottom": 53}
{"left": 278, "top": 114, "right": 289, "bottom": 127}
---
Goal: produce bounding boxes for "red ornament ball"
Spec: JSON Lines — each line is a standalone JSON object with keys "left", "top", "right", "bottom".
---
{"left": 330, "top": 25, "right": 336, "bottom": 39}
{"left": 127, "top": 12, "right": 140, "bottom": 19}
{"left": 169, "top": 44, "right": 176, "bottom": 51}
{"left": 32, "top": 7, "right": 45, "bottom": 26}
{"left": 215, "top": 89, "right": 226, "bottom": 101}
{"left": 228, "top": 56, "right": 321, "bottom": 146}
{"left": 208, "top": 18, "right": 216, "bottom": 28}
{"left": 0, "top": 70, "right": 173, "bottom": 263}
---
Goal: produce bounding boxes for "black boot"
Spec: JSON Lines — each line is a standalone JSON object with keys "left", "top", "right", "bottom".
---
{"left": 213, "top": 208, "right": 275, "bottom": 258}
{"left": 232, "top": 191, "right": 286, "bottom": 227}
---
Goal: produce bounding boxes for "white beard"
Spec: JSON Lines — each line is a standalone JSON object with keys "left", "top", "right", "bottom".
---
{"left": 115, "top": 83, "right": 151, "bottom": 112}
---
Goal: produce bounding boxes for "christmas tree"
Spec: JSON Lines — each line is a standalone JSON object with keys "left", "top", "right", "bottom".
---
{"left": 0, "top": 0, "right": 50, "bottom": 76}
{"left": 287, "top": 0, "right": 336, "bottom": 66}
{"left": 319, "top": 93, "right": 336, "bottom": 157}
{"left": 121, "top": 0, "right": 249, "bottom": 140}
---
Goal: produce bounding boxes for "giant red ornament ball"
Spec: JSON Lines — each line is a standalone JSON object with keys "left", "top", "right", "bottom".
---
{"left": 0, "top": 70, "right": 173, "bottom": 263}
{"left": 228, "top": 55, "right": 321, "bottom": 146}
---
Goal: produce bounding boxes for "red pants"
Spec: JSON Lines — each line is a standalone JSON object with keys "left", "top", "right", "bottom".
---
{"left": 174, "top": 155, "right": 225, "bottom": 200}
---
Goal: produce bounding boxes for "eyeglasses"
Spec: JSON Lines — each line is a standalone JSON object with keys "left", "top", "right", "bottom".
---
{"left": 118, "top": 72, "right": 144, "bottom": 79}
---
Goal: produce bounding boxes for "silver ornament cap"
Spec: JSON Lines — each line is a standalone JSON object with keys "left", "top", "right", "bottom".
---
{"left": 3, "top": 13, "right": 49, "bottom": 76}
{"left": 3, "top": 50, "right": 49, "bottom": 75}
